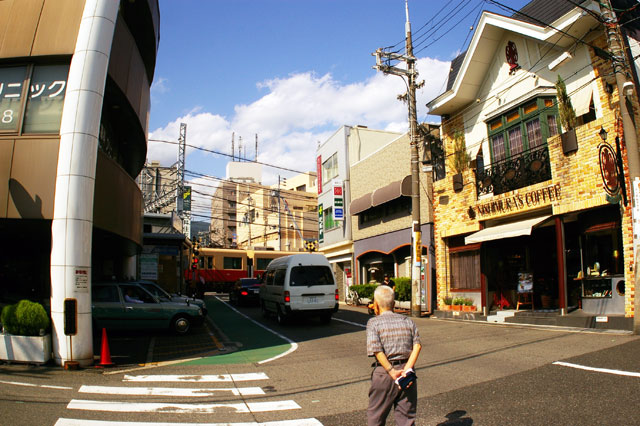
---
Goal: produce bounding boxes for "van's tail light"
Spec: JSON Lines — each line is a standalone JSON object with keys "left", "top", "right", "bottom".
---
{"left": 241, "top": 290, "right": 248, "bottom": 296}
{"left": 335, "top": 289, "right": 339, "bottom": 301}
{"left": 284, "top": 291, "right": 290, "bottom": 303}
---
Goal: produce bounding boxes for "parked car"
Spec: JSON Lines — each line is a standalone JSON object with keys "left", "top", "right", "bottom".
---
{"left": 229, "top": 278, "right": 262, "bottom": 306}
{"left": 92, "top": 282, "right": 204, "bottom": 335}
{"left": 138, "top": 280, "right": 208, "bottom": 315}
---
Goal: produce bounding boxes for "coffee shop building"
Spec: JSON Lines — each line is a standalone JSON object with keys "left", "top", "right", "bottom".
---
{"left": 426, "top": 1, "right": 639, "bottom": 329}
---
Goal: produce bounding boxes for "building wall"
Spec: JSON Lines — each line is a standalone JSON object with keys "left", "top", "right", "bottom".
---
{"left": 433, "top": 33, "right": 637, "bottom": 317}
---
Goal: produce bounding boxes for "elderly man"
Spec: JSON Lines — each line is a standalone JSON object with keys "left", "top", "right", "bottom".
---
{"left": 366, "top": 285, "right": 422, "bottom": 426}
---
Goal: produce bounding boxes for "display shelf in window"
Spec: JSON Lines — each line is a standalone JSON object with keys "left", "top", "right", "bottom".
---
{"left": 581, "top": 277, "right": 614, "bottom": 298}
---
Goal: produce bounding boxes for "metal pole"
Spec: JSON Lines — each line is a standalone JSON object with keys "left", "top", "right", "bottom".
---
{"left": 601, "top": 0, "right": 640, "bottom": 334}
{"left": 406, "top": 2, "right": 422, "bottom": 318}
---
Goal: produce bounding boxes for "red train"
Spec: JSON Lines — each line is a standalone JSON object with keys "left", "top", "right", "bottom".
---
{"left": 185, "top": 248, "right": 305, "bottom": 291}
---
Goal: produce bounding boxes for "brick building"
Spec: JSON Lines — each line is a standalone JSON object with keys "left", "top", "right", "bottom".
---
{"left": 426, "top": 0, "right": 640, "bottom": 329}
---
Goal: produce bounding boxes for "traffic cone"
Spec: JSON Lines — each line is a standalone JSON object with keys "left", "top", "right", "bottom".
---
{"left": 97, "top": 328, "right": 114, "bottom": 367}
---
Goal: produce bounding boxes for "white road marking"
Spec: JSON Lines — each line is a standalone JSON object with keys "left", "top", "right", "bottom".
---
{"left": 79, "top": 385, "right": 265, "bottom": 396}
{"left": 55, "top": 418, "right": 323, "bottom": 426}
{"left": 67, "top": 399, "right": 301, "bottom": 413}
{"left": 123, "top": 373, "right": 269, "bottom": 382}
{"left": 553, "top": 361, "right": 640, "bottom": 377}
{"left": 332, "top": 317, "right": 366, "bottom": 328}
{"left": 0, "top": 379, "right": 72, "bottom": 390}
{"left": 216, "top": 296, "right": 299, "bottom": 364}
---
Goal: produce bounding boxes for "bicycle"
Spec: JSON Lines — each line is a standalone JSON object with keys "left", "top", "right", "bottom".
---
{"left": 346, "top": 287, "right": 360, "bottom": 306}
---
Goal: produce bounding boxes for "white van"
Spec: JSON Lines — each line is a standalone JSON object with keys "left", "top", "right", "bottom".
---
{"left": 259, "top": 253, "right": 338, "bottom": 324}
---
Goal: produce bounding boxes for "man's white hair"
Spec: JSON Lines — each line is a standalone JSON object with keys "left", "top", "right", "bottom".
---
{"left": 374, "top": 284, "right": 395, "bottom": 310}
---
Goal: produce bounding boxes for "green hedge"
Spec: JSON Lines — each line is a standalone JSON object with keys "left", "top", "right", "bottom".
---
{"left": 350, "top": 277, "right": 412, "bottom": 302}
{"left": 1, "top": 300, "right": 50, "bottom": 336}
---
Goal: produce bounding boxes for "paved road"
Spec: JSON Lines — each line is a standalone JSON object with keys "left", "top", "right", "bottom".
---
{"left": 0, "top": 295, "right": 638, "bottom": 425}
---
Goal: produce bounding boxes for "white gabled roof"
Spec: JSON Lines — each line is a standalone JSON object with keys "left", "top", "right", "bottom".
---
{"left": 427, "top": 4, "right": 600, "bottom": 116}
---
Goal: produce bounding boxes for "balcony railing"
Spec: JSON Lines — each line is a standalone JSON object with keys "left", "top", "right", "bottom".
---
{"left": 475, "top": 145, "right": 551, "bottom": 197}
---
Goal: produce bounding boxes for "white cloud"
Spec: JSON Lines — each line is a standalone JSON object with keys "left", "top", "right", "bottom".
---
{"left": 148, "top": 55, "right": 450, "bottom": 206}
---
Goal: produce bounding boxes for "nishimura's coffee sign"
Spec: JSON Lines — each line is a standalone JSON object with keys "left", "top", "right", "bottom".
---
{"left": 472, "top": 184, "right": 561, "bottom": 218}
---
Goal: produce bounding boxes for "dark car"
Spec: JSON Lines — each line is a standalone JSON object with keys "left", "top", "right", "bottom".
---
{"left": 92, "top": 282, "right": 204, "bottom": 335}
{"left": 229, "top": 278, "right": 262, "bottom": 306}
{"left": 139, "top": 280, "right": 208, "bottom": 315}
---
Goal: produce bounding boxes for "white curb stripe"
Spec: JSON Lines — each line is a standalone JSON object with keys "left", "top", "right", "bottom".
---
{"left": 123, "top": 373, "right": 269, "bottom": 382}
{"left": 553, "top": 361, "right": 640, "bottom": 377}
{"left": 79, "top": 385, "right": 265, "bottom": 396}
{"left": 0, "top": 379, "right": 72, "bottom": 390}
{"left": 67, "top": 399, "right": 300, "bottom": 413}
{"left": 55, "top": 418, "right": 323, "bottom": 426}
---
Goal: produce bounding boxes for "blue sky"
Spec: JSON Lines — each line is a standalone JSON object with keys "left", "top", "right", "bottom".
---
{"left": 148, "top": 0, "right": 531, "bottom": 212}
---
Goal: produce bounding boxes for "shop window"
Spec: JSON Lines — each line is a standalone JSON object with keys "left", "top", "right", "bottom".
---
{"left": 582, "top": 228, "right": 623, "bottom": 277}
{"left": 324, "top": 206, "right": 337, "bottom": 230}
{"left": 449, "top": 249, "right": 481, "bottom": 290}
{"left": 0, "top": 66, "right": 28, "bottom": 132}
{"left": 358, "top": 197, "right": 410, "bottom": 227}
{"left": 223, "top": 256, "right": 242, "bottom": 269}
{"left": 0, "top": 64, "right": 69, "bottom": 135}
{"left": 22, "top": 64, "right": 69, "bottom": 133}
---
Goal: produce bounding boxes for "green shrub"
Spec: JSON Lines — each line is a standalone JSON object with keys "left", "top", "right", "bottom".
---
{"left": 1, "top": 300, "right": 50, "bottom": 336}
{"left": 394, "top": 277, "right": 411, "bottom": 301}
{"left": 442, "top": 296, "right": 453, "bottom": 305}
{"left": 349, "top": 284, "right": 377, "bottom": 300}
{"left": 463, "top": 298, "right": 474, "bottom": 306}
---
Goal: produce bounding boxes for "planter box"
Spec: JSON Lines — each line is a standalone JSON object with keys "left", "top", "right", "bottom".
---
{"left": 561, "top": 129, "right": 578, "bottom": 155}
{"left": 0, "top": 333, "right": 52, "bottom": 364}
{"left": 462, "top": 305, "right": 477, "bottom": 312}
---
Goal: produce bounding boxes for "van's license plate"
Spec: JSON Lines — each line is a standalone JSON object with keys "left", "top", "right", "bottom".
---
{"left": 305, "top": 296, "right": 318, "bottom": 304}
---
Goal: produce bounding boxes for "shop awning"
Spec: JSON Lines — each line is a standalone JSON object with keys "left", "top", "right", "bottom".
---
{"left": 371, "top": 175, "right": 412, "bottom": 207}
{"left": 465, "top": 215, "right": 552, "bottom": 244}
{"left": 350, "top": 193, "right": 372, "bottom": 215}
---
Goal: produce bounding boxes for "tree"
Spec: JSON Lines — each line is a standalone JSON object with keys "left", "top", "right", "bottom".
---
{"left": 555, "top": 75, "right": 577, "bottom": 131}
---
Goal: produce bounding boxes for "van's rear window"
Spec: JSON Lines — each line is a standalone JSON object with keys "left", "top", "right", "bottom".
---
{"left": 290, "top": 266, "right": 334, "bottom": 287}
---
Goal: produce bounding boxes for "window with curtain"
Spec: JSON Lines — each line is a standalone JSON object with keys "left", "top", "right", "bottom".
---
{"left": 449, "top": 249, "right": 481, "bottom": 290}
{"left": 322, "top": 153, "right": 338, "bottom": 186}
{"left": 487, "top": 97, "right": 559, "bottom": 163}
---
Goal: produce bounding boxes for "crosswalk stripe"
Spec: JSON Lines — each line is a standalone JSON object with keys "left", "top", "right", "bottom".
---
{"left": 123, "top": 373, "right": 269, "bottom": 382}
{"left": 79, "top": 385, "right": 265, "bottom": 396}
{"left": 55, "top": 418, "right": 323, "bottom": 426}
{"left": 67, "top": 399, "right": 301, "bottom": 413}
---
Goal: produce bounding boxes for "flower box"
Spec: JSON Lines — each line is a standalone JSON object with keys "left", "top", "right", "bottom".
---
{"left": 0, "top": 333, "right": 52, "bottom": 364}
{"left": 462, "top": 305, "right": 476, "bottom": 312}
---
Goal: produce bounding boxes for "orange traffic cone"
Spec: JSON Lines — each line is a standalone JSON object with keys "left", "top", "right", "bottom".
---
{"left": 97, "top": 328, "right": 114, "bottom": 367}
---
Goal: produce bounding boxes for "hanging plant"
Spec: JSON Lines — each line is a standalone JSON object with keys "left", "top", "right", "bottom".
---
{"left": 448, "top": 131, "right": 471, "bottom": 174}
{"left": 555, "top": 75, "right": 577, "bottom": 131}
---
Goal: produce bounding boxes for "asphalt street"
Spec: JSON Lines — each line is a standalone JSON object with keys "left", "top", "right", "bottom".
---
{"left": 0, "top": 295, "right": 638, "bottom": 425}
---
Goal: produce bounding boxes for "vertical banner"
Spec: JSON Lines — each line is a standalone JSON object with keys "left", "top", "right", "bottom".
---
{"left": 333, "top": 180, "right": 344, "bottom": 221}
{"left": 183, "top": 185, "right": 192, "bottom": 211}
{"left": 318, "top": 203, "right": 324, "bottom": 243}
{"left": 317, "top": 156, "right": 322, "bottom": 194}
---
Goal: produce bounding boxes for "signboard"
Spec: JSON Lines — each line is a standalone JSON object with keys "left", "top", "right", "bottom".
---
{"left": 318, "top": 203, "right": 324, "bottom": 243}
{"left": 333, "top": 181, "right": 344, "bottom": 221}
{"left": 316, "top": 156, "right": 322, "bottom": 194}
{"left": 74, "top": 269, "right": 88, "bottom": 293}
{"left": 183, "top": 186, "right": 192, "bottom": 211}
{"left": 140, "top": 253, "right": 159, "bottom": 280}
{"left": 517, "top": 272, "right": 533, "bottom": 293}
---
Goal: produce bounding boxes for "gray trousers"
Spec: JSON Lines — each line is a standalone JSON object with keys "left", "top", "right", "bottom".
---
{"left": 367, "top": 364, "right": 417, "bottom": 426}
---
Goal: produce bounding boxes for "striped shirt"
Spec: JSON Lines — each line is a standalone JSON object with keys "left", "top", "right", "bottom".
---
{"left": 366, "top": 311, "right": 420, "bottom": 360}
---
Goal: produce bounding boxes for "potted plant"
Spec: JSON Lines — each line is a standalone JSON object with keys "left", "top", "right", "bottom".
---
{"left": 555, "top": 75, "right": 578, "bottom": 154}
{"left": 462, "top": 298, "right": 476, "bottom": 312}
{"left": 442, "top": 296, "right": 453, "bottom": 310}
{"left": 1, "top": 300, "right": 52, "bottom": 364}
{"left": 451, "top": 296, "right": 465, "bottom": 311}
{"left": 449, "top": 131, "right": 470, "bottom": 192}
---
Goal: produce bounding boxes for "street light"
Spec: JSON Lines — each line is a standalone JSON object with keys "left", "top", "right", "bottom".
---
{"left": 599, "top": 126, "right": 608, "bottom": 142}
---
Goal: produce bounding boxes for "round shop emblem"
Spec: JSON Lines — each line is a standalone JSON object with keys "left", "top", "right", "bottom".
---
{"left": 599, "top": 143, "right": 619, "bottom": 195}
{"left": 506, "top": 41, "right": 520, "bottom": 74}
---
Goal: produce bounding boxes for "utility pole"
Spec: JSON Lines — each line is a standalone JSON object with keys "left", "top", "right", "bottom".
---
{"left": 373, "top": 0, "right": 423, "bottom": 317}
{"left": 601, "top": 0, "right": 640, "bottom": 334}
{"left": 278, "top": 176, "right": 283, "bottom": 251}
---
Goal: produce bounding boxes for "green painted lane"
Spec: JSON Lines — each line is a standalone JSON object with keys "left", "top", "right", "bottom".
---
{"left": 181, "top": 296, "right": 293, "bottom": 365}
